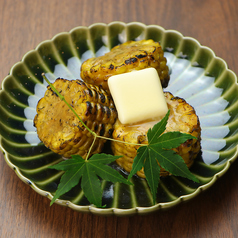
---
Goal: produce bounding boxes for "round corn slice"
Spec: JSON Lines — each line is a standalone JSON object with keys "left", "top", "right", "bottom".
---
{"left": 34, "top": 78, "right": 117, "bottom": 158}
{"left": 111, "top": 92, "right": 201, "bottom": 178}
{"left": 80, "top": 39, "right": 170, "bottom": 92}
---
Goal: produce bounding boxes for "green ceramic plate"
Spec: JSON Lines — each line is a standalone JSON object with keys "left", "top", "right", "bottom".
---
{"left": 1, "top": 22, "right": 238, "bottom": 216}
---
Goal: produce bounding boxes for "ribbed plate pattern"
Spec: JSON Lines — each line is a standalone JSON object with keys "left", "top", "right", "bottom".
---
{"left": 1, "top": 22, "right": 238, "bottom": 216}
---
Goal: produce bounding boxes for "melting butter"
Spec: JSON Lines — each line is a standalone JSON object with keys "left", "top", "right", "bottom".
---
{"left": 108, "top": 68, "right": 168, "bottom": 124}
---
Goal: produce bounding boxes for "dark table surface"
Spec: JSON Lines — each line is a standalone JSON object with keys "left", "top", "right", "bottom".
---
{"left": 1, "top": 0, "right": 238, "bottom": 237}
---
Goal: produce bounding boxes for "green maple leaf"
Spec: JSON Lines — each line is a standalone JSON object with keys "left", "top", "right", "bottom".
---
{"left": 49, "top": 153, "right": 132, "bottom": 207}
{"left": 128, "top": 110, "right": 199, "bottom": 204}
{"left": 44, "top": 72, "right": 201, "bottom": 208}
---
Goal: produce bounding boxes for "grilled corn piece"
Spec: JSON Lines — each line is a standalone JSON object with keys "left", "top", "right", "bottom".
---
{"left": 111, "top": 92, "right": 201, "bottom": 178}
{"left": 80, "top": 39, "right": 170, "bottom": 92}
{"left": 34, "top": 78, "right": 117, "bottom": 158}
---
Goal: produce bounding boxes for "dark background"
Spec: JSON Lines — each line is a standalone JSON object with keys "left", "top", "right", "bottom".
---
{"left": 1, "top": 0, "right": 238, "bottom": 237}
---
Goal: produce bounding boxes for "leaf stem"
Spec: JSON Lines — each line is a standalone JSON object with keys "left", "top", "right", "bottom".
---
{"left": 96, "top": 135, "right": 147, "bottom": 147}
{"left": 85, "top": 135, "right": 97, "bottom": 161}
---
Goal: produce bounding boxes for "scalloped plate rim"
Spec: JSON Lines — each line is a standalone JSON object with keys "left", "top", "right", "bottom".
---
{"left": 1, "top": 21, "right": 238, "bottom": 216}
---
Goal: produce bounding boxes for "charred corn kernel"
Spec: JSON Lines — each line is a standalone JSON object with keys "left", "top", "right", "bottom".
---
{"left": 34, "top": 78, "right": 117, "bottom": 158}
{"left": 80, "top": 39, "right": 170, "bottom": 92}
{"left": 111, "top": 92, "right": 201, "bottom": 178}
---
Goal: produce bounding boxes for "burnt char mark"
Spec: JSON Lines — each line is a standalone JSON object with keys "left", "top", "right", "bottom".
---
{"left": 90, "top": 67, "right": 98, "bottom": 73}
{"left": 85, "top": 101, "right": 93, "bottom": 116}
{"left": 152, "top": 46, "right": 157, "bottom": 53}
{"left": 73, "top": 137, "right": 81, "bottom": 143}
{"left": 99, "top": 92, "right": 106, "bottom": 104}
{"left": 94, "top": 102, "right": 98, "bottom": 115}
{"left": 115, "top": 63, "right": 125, "bottom": 69}
{"left": 99, "top": 124, "right": 105, "bottom": 136}
{"left": 49, "top": 88, "right": 59, "bottom": 97}
{"left": 111, "top": 107, "right": 117, "bottom": 115}
{"left": 104, "top": 106, "right": 111, "bottom": 118}
{"left": 125, "top": 57, "right": 138, "bottom": 65}
{"left": 135, "top": 53, "right": 147, "bottom": 59}
{"left": 108, "top": 128, "right": 113, "bottom": 137}
{"left": 101, "top": 104, "right": 105, "bottom": 114}
{"left": 109, "top": 64, "right": 114, "bottom": 70}
{"left": 87, "top": 88, "right": 93, "bottom": 97}
{"left": 91, "top": 88, "right": 98, "bottom": 100}
{"left": 52, "top": 91, "right": 59, "bottom": 97}
{"left": 76, "top": 80, "right": 86, "bottom": 86}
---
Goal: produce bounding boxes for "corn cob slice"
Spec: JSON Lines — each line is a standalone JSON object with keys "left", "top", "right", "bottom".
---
{"left": 80, "top": 39, "right": 170, "bottom": 92}
{"left": 34, "top": 78, "right": 117, "bottom": 158}
{"left": 111, "top": 92, "right": 201, "bottom": 178}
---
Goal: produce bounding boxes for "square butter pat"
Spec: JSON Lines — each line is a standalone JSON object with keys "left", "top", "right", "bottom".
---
{"left": 108, "top": 68, "right": 168, "bottom": 124}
